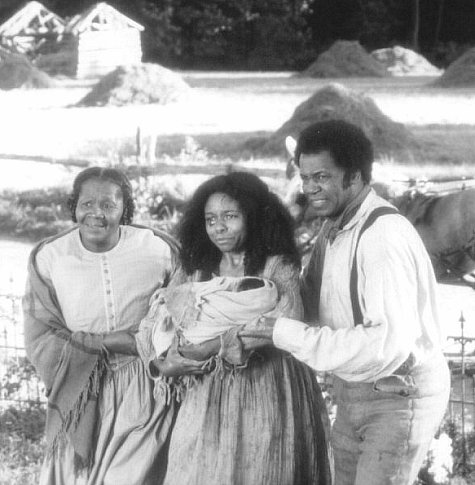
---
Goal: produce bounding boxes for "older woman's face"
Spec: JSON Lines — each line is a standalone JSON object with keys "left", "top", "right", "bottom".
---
{"left": 76, "top": 177, "right": 124, "bottom": 252}
{"left": 204, "top": 192, "right": 246, "bottom": 253}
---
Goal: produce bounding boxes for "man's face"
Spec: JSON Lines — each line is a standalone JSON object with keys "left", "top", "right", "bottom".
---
{"left": 299, "top": 150, "right": 356, "bottom": 219}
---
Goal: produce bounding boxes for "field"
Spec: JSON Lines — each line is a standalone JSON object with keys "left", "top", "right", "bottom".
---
{"left": 1, "top": 73, "right": 475, "bottom": 165}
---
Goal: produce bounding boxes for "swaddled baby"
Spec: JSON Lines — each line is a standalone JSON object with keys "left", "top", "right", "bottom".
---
{"left": 144, "top": 276, "right": 279, "bottom": 360}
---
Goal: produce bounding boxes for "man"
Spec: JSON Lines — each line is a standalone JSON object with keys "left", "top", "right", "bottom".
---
{"left": 245, "top": 120, "right": 450, "bottom": 484}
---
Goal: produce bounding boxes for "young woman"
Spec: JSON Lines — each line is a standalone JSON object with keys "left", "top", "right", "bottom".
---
{"left": 139, "top": 172, "right": 331, "bottom": 485}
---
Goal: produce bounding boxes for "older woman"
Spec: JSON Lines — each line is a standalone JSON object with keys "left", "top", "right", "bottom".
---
{"left": 139, "top": 172, "right": 331, "bottom": 485}
{"left": 23, "top": 167, "right": 182, "bottom": 485}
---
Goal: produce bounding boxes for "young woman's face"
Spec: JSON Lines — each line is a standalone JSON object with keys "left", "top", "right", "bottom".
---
{"left": 75, "top": 178, "right": 124, "bottom": 252}
{"left": 204, "top": 192, "right": 247, "bottom": 253}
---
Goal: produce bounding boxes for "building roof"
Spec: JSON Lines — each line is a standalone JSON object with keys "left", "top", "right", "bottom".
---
{"left": 0, "top": 1, "right": 65, "bottom": 37}
{"left": 65, "top": 2, "right": 144, "bottom": 35}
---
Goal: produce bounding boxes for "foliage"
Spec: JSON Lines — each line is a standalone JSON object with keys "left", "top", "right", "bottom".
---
{"left": 0, "top": 188, "right": 72, "bottom": 241}
{"left": 417, "top": 431, "right": 453, "bottom": 484}
{"left": 1, "top": 356, "right": 46, "bottom": 410}
{"left": 0, "top": 431, "right": 43, "bottom": 485}
{"left": 1, "top": 0, "right": 475, "bottom": 69}
{"left": 0, "top": 405, "right": 45, "bottom": 442}
{"left": 0, "top": 358, "right": 45, "bottom": 485}
{"left": 442, "top": 420, "right": 475, "bottom": 478}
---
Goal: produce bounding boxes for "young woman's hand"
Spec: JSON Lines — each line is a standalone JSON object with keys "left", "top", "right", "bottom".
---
{"left": 152, "top": 337, "right": 206, "bottom": 377}
{"left": 179, "top": 337, "right": 220, "bottom": 360}
{"left": 103, "top": 331, "right": 138, "bottom": 355}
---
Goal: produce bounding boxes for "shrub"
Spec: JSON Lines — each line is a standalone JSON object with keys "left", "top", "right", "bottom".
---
{"left": 0, "top": 188, "right": 72, "bottom": 242}
{"left": 0, "top": 432, "right": 43, "bottom": 485}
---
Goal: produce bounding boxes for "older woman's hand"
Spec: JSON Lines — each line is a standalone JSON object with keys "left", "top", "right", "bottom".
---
{"left": 153, "top": 337, "right": 207, "bottom": 377}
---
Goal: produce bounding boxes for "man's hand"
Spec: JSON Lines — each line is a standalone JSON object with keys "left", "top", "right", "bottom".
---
{"left": 152, "top": 337, "right": 206, "bottom": 377}
{"left": 239, "top": 316, "right": 276, "bottom": 341}
{"left": 103, "top": 331, "right": 138, "bottom": 355}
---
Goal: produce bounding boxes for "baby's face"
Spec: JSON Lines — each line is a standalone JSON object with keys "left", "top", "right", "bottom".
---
{"left": 236, "top": 278, "right": 264, "bottom": 292}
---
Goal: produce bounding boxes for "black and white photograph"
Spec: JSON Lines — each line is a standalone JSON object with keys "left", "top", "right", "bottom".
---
{"left": 0, "top": 1, "right": 475, "bottom": 484}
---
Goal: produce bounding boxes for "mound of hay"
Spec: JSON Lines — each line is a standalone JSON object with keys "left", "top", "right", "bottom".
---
{"left": 265, "top": 83, "right": 416, "bottom": 156}
{"left": 300, "top": 40, "right": 387, "bottom": 78}
{"left": 371, "top": 46, "right": 442, "bottom": 77}
{"left": 77, "top": 63, "right": 190, "bottom": 107}
{"left": 431, "top": 47, "right": 475, "bottom": 87}
{"left": 0, "top": 51, "right": 56, "bottom": 90}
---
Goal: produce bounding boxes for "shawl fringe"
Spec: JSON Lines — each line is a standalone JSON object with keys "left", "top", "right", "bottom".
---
{"left": 46, "top": 357, "right": 106, "bottom": 473}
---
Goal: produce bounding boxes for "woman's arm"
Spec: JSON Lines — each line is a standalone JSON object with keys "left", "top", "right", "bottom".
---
{"left": 151, "top": 337, "right": 206, "bottom": 377}
{"left": 179, "top": 337, "right": 220, "bottom": 360}
{"left": 103, "top": 331, "right": 138, "bottom": 355}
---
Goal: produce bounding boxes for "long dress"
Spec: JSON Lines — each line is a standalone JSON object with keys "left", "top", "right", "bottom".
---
{"left": 24, "top": 225, "right": 178, "bottom": 485}
{"left": 163, "top": 256, "right": 331, "bottom": 485}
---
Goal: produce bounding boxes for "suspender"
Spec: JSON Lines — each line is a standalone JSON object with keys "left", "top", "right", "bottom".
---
{"left": 350, "top": 207, "right": 399, "bottom": 326}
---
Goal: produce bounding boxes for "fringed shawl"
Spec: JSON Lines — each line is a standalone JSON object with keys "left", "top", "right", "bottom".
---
{"left": 23, "top": 228, "right": 105, "bottom": 472}
{"left": 22, "top": 225, "right": 180, "bottom": 473}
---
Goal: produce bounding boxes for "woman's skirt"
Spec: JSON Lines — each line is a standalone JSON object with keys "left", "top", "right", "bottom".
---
{"left": 40, "top": 357, "right": 177, "bottom": 485}
{"left": 164, "top": 349, "right": 331, "bottom": 485}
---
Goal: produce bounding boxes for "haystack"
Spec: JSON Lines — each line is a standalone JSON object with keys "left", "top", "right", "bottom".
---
{"left": 77, "top": 63, "right": 190, "bottom": 107}
{"left": 265, "top": 83, "right": 416, "bottom": 156}
{"left": 431, "top": 47, "right": 475, "bottom": 87}
{"left": 371, "top": 46, "right": 442, "bottom": 77}
{"left": 300, "top": 40, "right": 387, "bottom": 78}
{"left": 0, "top": 50, "right": 56, "bottom": 90}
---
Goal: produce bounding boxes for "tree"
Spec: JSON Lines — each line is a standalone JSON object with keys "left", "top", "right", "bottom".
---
{"left": 306, "top": 0, "right": 365, "bottom": 45}
{"left": 412, "top": 0, "right": 420, "bottom": 51}
{"left": 433, "top": 0, "right": 445, "bottom": 47}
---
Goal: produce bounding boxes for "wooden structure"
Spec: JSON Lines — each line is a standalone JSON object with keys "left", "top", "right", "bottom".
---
{"left": 63, "top": 2, "right": 144, "bottom": 79}
{"left": 0, "top": 1, "right": 65, "bottom": 55}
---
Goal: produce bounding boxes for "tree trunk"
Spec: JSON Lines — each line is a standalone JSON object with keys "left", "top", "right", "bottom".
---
{"left": 412, "top": 0, "right": 420, "bottom": 51}
{"left": 434, "top": 0, "right": 445, "bottom": 47}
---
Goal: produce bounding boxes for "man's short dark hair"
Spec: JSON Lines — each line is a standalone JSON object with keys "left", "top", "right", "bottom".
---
{"left": 295, "top": 119, "right": 373, "bottom": 186}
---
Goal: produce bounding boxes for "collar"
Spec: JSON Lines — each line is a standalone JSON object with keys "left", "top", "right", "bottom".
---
{"left": 339, "top": 188, "right": 377, "bottom": 232}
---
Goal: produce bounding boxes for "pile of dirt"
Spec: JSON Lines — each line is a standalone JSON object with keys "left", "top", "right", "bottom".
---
{"left": 77, "top": 63, "right": 190, "bottom": 107}
{"left": 371, "top": 45, "right": 442, "bottom": 76}
{"left": 0, "top": 50, "right": 56, "bottom": 90}
{"left": 264, "top": 83, "right": 417, "bottom": 157}
{"left": 300, "top": 40, "right": 387, "bottom": 78}
{"left": 431, "top": 47, "right": 475, "bottom": 87}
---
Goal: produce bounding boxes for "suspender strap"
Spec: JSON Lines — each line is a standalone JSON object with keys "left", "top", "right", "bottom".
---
{"left": 350, "top": 207, "right": 400, "bottom": 326}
